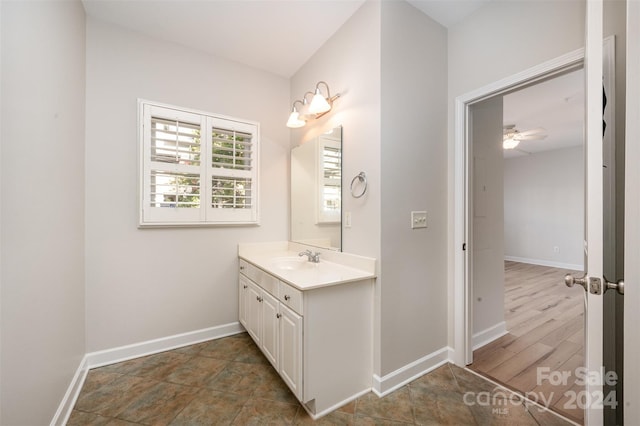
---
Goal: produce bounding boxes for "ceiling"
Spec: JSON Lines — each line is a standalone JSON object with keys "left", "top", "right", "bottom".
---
{"left": 82, "top": 0, "right": 580, "bottom": 155}
{"left": 81, "top": 0, "right": 487, "bottom": 78}
{"left": 503, "top": 68, "right": 585, "bottom": 159}
{"left": 82, "top": 0, "right": 364, "bottom": 78}
{"left": 406, "top": 0, "right": 491, "bottom": 28}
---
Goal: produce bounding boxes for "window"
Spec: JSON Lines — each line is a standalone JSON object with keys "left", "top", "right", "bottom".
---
{"left": 317, "top": 136, "right": 341, "bottom": 224}
{"left": 139, "top": 100, "right": 259, "bottom": 226}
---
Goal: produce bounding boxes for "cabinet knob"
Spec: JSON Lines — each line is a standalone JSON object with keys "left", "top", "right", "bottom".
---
{"left": 284, "top": 295, "right": 290, "bottom": 301}
{"left": 240, "top": 266, "right": 245, "bottom": 270}
{"left": 243, "top": 285, "right": 248, "bottom": 289}
{"left": 256, "top": 296, "right": 262, "bottom": 302}
{"left": 276, "top": 313, "right": 281, "bottom": 319}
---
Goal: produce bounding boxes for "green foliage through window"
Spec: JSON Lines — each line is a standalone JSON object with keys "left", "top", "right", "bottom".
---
{"left": 141, "top": 101, "right": 259, "bottom": 225}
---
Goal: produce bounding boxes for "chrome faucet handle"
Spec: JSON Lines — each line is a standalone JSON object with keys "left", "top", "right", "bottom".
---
{"left": 298, "top": 249, "right": 321, "bottom": 262}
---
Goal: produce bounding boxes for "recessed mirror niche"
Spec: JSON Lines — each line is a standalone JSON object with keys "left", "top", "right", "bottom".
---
{"left": 290, "top": 126, "right": 342, "bottom": 251}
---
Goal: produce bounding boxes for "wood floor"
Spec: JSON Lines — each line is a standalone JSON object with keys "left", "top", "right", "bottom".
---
{"left": 469, "top": 261, "right": 585, "bottom": 424}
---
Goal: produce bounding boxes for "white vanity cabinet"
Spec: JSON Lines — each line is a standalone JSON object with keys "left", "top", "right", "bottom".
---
{"left": 238, "top": 259, "right": 303, "bottom": 399}
{"left": 237, "top": 255, "right": 374, "bottom": 419}
{"left": 278, "top": 301, "right": 303, "bottom": 397}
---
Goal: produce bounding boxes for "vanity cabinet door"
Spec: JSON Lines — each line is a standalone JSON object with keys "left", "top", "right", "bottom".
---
{"left": 279, "top": 304, "right": 303, "bottom": 400}
{"left": 245, "top": 281, "right": 263, "bottom": 345}
{"left": 238, "top": 275, "right": 250, "bottom": 328}
{"left": 261, "top": 291, "right": 279, "bottom": 369}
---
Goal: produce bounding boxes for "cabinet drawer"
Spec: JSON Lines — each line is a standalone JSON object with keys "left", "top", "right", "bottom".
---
{"left": 239, "top": 259, "right": 251, "bottom": 277}
{"left": 279, "top": 281, "right": 303, "bottom": 315}
{"left": 239, "top": 259, "right": 279, "bottom": 296}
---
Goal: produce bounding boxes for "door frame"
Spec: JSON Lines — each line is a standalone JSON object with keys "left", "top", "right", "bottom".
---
{"left": 453, "top": 23, "right": 611, "bottom": 426}
{"left": 451, "top": 47, "right": 585, "bottom": 368}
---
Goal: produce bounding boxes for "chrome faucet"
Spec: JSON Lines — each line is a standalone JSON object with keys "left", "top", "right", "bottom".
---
{"left": 299, "top": 249, "right": 321, "bottom": 263}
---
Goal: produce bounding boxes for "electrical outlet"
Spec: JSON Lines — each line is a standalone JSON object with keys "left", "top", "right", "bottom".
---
{"left": 344, "top": 212, "right": 352, "bottom": 228}
{"left": 411, "top": 211, "right": 427, "bottom": 229}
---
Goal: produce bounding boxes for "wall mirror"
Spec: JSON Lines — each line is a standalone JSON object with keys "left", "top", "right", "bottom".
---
{"left": 291, "top": 126, "right": 342, "bottom": 251}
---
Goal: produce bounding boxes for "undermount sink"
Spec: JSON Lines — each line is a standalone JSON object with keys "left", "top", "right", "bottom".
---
{"left": 271, "top": 256, "right": 316, "bottom": 271}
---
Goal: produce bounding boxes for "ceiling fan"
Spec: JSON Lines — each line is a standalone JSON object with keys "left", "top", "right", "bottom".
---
{"left": 503, "top": 124, "right": 547, "bottom": 150}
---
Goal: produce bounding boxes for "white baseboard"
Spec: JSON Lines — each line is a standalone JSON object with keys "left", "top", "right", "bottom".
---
{"left": 472, "top": 321, "right": 507, "bottom": 350}
{"left": 303, "top": 388, "right": 371, "bottom": 420}
{"left": 50, "top": 356, "right": 89, "bottom": 426}
{"left": 447, "top": 347, "right": 464, "bottom": 367}
{"left": 86, "top": 321, "right": 244, "bottom": 369}
{"left": 504, "top": 255, "right": 583, "bottom": 271}
{"left": 52, "top": 322, "right": 244, "bottom": 425}
{"left": 372, "top": 347, "right": 449, "bottom": 397}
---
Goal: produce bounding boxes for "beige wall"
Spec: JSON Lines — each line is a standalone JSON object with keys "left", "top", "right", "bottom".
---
{"left": 85, "top": 18, "right": 290, "bottom": 352}
{"left": 1, "top": 1, "right": 87, "bottom": 424}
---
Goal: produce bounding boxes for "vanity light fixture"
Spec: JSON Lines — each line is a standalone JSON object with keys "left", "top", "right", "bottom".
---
{"left": 297, "top": 92, "right": 315, "bottom": 120}
{"left": 286, "top": 81, "right": 340, "bottom": 128}
{"left": 309, "top": 81, "right": 332, "bottom": 114}
{"left": 286, "top": 100, "right": 306, "bottom": 128}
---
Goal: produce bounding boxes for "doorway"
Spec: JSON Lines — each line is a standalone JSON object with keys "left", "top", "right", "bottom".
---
{"left": 465, "top": 68, "right": 586, "bottom": 424}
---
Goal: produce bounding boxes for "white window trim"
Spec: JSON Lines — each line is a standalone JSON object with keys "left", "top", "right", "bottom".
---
{"left": 138, "top": 99, "right": 260, "bottom": 227}
{"left": 316, "top": 137, "right": 341, "bottom": 224}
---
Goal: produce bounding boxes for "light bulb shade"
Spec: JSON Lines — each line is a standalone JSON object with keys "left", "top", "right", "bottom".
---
{"left": 286, "top": 111, "right": 305, "bottom": 128}
{"left": 298, "top": 98, "right": 314, "bottom": 120}
{"left": 502, "top": 138, "right": 520, "bottom": 149}
{"left": 309, "top": 89, "right": 331, "bottom": 114}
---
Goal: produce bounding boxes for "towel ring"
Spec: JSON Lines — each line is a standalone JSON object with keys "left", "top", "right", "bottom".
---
{"left": 350, "top": 172, "right": 367, "bottom": 198}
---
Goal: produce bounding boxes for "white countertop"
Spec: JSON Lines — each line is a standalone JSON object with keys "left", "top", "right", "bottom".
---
{"left": 238, "top": 242, "right": 376, "bottom": 291}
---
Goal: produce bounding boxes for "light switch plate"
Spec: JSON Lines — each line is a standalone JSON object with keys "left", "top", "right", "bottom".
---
{"left": 411, "top": 211, "right": 427, "bottom": 229}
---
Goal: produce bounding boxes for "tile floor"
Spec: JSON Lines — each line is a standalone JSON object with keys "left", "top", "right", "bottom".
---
{"left": 69, "top": 333, "right": 574, "bottom": 425}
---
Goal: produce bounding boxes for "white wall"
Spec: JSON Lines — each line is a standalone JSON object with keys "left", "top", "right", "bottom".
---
{"left": 290, "top": 0, "right": 383, "bottom": 372}
{"left": 504, "top": 147, "right": 585, "bottom": 270}
{"left": 291, "top": 0, "right": 448, "bottom": 381}
{"left": 290, "top": 1, "right": 381, "bottom": 260}
{"left": 470, "top": 97, "right": 505, "bottom": 339}
{"left": 447, "top": 0, "right": 586, "bottom": 349}
{"left": 1, "top": 1, "right": 86, "bottom": 424}
{"left": 379, "top": 0, "right": 448, "bottom": 376}
{"left": 85, "top": 19, "right": 290, "bottom": 352}
{"left": 0, "top": 2, "right": 3, "bottom": 421}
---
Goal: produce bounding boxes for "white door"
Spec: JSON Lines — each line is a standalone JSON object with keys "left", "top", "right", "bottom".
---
{"left": 261, "top": 290, "right": 279, "bottom": 368}
{"left": 239, "top": 275, "right": 249, "bottom": 328}
{"left": 624, "top": 0, "right": 640, "bottom": 422}
{"left": 246, "top": 281, "right": 263, "bottom": 345}
{"left": 279, "top": 304, "right": 303, "bottom": 400}
{"left": 581, "top": 2, "right": 604, "bottom": 424}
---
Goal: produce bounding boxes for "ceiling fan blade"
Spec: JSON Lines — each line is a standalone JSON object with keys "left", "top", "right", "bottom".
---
{"left": 518, "top": 127, "right": 547, "bottom": 136}
{"left": 516, "top": 134, "right": 547, "bottom": 141}
{"left": 514, "top": 147, "right": 531, "bottom": 154}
